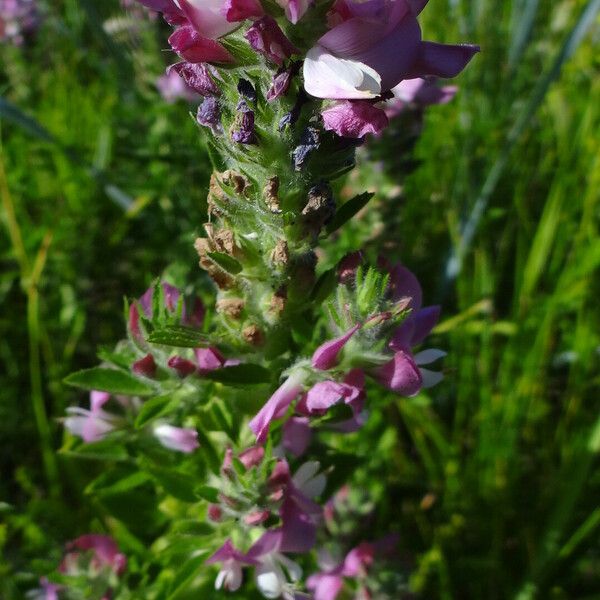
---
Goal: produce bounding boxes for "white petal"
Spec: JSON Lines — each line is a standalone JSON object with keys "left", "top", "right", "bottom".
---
{"left": 276, "top": 553, "right": 303, "bottom": 583}
{"left": 256, "top": 562, "right": 285, "bottom": 599}
{"left": 303, "top": 46, "right": 381, "bottom": 100}
{"left": 224, "top": 563, "right": 243, "bottom": 591}
{"left": 414, "top": 349, "right": 447, "bottom": 365}
{"left": 420, "top": 368, "right": 444, "bottom": 388}
{"left": 292, "top": 461, "right": 320, "bottom": 487}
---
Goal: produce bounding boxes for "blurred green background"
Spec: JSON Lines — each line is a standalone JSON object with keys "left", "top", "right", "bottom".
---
{"left": 1, "top": 0, "right": 599, "bottom": 598}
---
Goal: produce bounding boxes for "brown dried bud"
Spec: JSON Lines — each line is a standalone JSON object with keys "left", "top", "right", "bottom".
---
{"left": 216, "top": 298, "right": 245, "bottom": 319}
{"left": 301, "top": 182, "right": 335, "bottom": 235}
{"left": 269, "top": 287, "right": 287, "bottom": 316}
{"left": 263, "top": 176, "right": 281, "bottom": 213}
{"left": 270, "top": 239, "right": 289, "bottom": 267}
{"left": 208, "top": 172, "right": 227, "bottom": 218}
{"left": 221, "top": 169, "right": 249, "bottom": 195}
{"left": 194, "top": 237, "right": 234, "bottom": 289}
{"left": 242, "top": 324, "right": 265, "bottom": 347}
{"left": 213, "top": 229, "right": 237, "bottom": 256}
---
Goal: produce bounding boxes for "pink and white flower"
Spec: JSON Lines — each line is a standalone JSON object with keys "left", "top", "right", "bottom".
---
{"left": 303, "top": 0, "right": 479, "bottom": 100}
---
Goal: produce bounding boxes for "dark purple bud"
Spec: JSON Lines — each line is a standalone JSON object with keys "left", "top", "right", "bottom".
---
{"left": 278, "top": 89, "right": 309, "bottom": 131}
{"left": 168, "top": 356, "right": 197, "bottom": 377}
{"left": 267, "top": 61, "right": 301, "bottom": 103}
{"left": 292, "top": 126, "right": 320, "bottom": 170}
{"left": 167, "top": 62, "right": 220, "bottom": 97}
{"left": 196, "top": 97, "right": 222, "bottom": 135}
{"left": 132, "top": 353, "right": 157, "bottom": 378}
{"left": 244, "top": 16, "right": 299, "bottom": 66}
{"left": 237, "top": 78, "right": 257, "bottom": 103}
{"left": 231, "top": 101, "right": 257, "bottom": 145}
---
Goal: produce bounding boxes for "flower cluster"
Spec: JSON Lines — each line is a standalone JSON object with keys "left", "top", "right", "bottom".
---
{"left": 250, "top": 260, "right": 443, "bottom": 446}
{"left": 47, "top": 0, "right": 479, "bottom": 597}
{"left": 0, "top": 0, "right": 39, "bottom": 45}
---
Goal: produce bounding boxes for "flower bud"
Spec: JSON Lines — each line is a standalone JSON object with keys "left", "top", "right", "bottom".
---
{"left": 132, "top": 353, "right": 157, "bottom": 378}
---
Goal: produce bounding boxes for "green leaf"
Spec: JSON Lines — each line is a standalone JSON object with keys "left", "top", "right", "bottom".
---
{"left": 146, "top": 465, "right": 198, "bottom": 503}
{"left": 64, "top": 367, "right": 154, "bottom": 396}
{"left": 326, "top": 192, "right": 374, "bottom": 234}
{"left": 166, "top": 553, "right": 209, "bottom": 600}
{"left": 195, "top": 429, "right": 221, "bottom": 474}
{"left": 148, "top": 325, "right": 211, "bottom": 348}
{"left": 195, "top": 485, "right": 219, "bottom": 503}
{"left": 135, "top": 395, "right": 176, "bottom": 429}
{"left": 203, "top": 364, "right": 270, "bottom": 385}
{"left": 206, "top": 252, "right": 243, "bottom": 275}
{"left": 60, "top": 439, "right": 129, "bottom": 462}
{"left": 311, "top": 268, "right": 337, "bottom": 304}
{"left": 172, "top": 520, "right": 215, "bottom": 536}
{"left": 86, "top": 468, "right": 152, "bottom": 497}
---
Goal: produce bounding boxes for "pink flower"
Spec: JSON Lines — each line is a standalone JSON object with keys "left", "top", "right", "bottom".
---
{"left": 322, "top": 100, "right": 388, "bottom": 138}
{"left": 64, "top": 391, "right": 119, "bottom": 443}
{"left": 153, "top": 424, "right": 199, "bottom": 453}
{"left": 206, "top": 539, "right": 258, "bottom": 592}
{"left": 60, "top": 535, "right": 127, "bottom": 576}
{"left": 174, "top": 0, "right": 238, "bottom": 39}
{"left": 303, "top": 0, "right": 479, "bottom": 100}
{"left": 244, "top": 16, "right": 299, "bottom": 66}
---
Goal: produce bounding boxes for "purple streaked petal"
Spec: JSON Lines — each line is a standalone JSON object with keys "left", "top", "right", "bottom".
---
{"left": 176, "top": 0, "right": 237, "bottom": 39}
{"left": 247, "top": 528, "right": 283, "bottom": 559}
{"left": 322, "top": 100, "right": 389, "bottom": 138}
{"left": 311, "top": 324, "right": 359, "bottom": 370}
{"left": 388, "top": 263, "right": 422, "bottom": 309}
{"left": 282, "top": 416, "right": 312, "bottom": 457}
{"left": 410, "top": 305, "right": 440, "bottom": 345}
{"left": 244, "top": 16, "right": 299, "bottom": 66}
{"left": 375, "top": 350, "right": 422, "bottom": 396}
{"left": 167, "top": 62, "right": 221, "bottom": 96}
{"left": 169, "top": 25, "right": 235, "bottom": 64}
{"left": 223, "top": 0, "right": 264, "bottom": 21}
{"left": 90, "top": 390, "right": 110, "bottom": 412}
{"left": 306, "top": 573, "right": 344, "bottom": 600}
{"left": 410, "top": 41, "right": 480, "bottom": 79}
{"left": 207, "top": 539, "right": 258, "bottom": 565}
{"left": 249, "top": 373, "right": 305, "bottom": 442}
{"left": 195, "top": 347, "right": 226, "bottom": 371}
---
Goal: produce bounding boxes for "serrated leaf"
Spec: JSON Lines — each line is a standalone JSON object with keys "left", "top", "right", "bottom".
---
{"left": 207, "top": 252, "right": 243, "bottom": 275}
{"left": 148, "top": 325, "right": 211, "bottom": 348}
{"left": 64, "top": 367, "right": 154, "bottom": 396}
{"left": 195, "top": 485, "right": 219, "bottom": 503}
{"left": 203, "top": 364, "right": 270, "bottom": 385}
{"left": 135, "top": 395, "right": 176, "bottom": 429}
{"left": 326, "top": 192, "right": 374, "bottom": 234}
